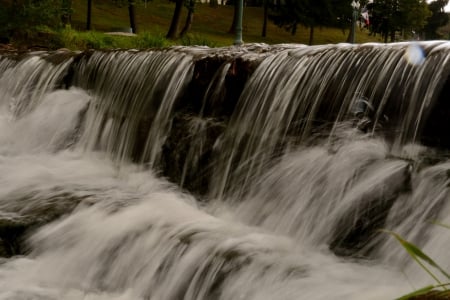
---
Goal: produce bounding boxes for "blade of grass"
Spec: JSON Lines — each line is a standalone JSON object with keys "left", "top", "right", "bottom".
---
{"left": 395, "top": 285, "right": 436, "bottom": 300}
{"left": 396, "top": 283, "right": 450, "bottom": 300}
{"left": 382, "top": 230, "right": 450, "bottom": 284}
{"left": 431, "top": 221, "right": 450, "bottom": 230}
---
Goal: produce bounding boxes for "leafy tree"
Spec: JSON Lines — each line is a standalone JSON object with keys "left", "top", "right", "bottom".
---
{"left": 61, "top": 0, "right": 73, "bottom": 25}
{"left": 399, "top": 0, "right": 430, "bottom": 38}
{"left": 269, "top": 0, "right": 306, "bottom": 36}
{"left": 368, "top": 0, "right": 391, "bottom": 41}
{"left": 424, "top": 0, "right": 449, "bottom": 39}
{"left": 0, "top": 1, "right": 10, "bottom": 39}
{"left": 269, "top": 0, "right": 337, "bottom": 44}
{"left": 0, "top": 0, "right": 65, "bottom": 37}
{"left": 369, "top": 0, "right": 430, "bottom": 42}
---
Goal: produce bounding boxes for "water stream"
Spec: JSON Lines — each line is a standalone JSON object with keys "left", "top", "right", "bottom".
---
{"left": 0, "top": 42, "right": 449, "bottom": 299}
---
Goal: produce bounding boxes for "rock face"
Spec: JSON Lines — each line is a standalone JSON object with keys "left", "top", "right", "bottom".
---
{"left": 0, "top": 191, "right": 90, "bottom": 257}
{"left": 0, "top": 43, "right": 14, "bottom": 51}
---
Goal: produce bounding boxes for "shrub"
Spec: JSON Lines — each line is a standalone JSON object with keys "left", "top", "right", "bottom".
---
{"left": 0, "top": 0, "right": 64, "bottom": 38}
{"left": 180, "top": 34, "right": 217, "bottom": 47}
{"left": 52, "top": 28, "right": 170, "bottom": 50}
{"left": 133, "top": 31, "right": 169, "bottom": 48}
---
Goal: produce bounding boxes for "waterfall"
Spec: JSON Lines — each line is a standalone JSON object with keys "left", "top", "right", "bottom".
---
{"left": 72, "top": 50, "right": 195, "bottom": 165}
{"left": 0, "top": 42, "right": 450, "bottom": 299}
{"left": 210, "top": 42, "right": 450, "bottom": 199}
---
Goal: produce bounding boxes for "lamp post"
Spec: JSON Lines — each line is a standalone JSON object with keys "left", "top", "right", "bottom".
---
{"left": 234, "top": 0, "right": 244, "bottom": 45}
{"left": 350, "top": 0, "right": 360, "bottom": 44}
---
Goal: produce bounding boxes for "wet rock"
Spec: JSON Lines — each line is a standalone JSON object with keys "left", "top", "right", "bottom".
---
{"left": 41, "top": 50, "right": 83, "bottom": 65}
{"left": 0, "top": 43, "right": 14, "bottom": 51}
{"left": 421, "top": 73, "right": 450, "bottom": 149}
{"left": 330, "top": 160, "right": 413, "bottom": 257}
{"left": 161, "top": 114, "right": 226, "bottom": 196}
{"left": 0, "top": 189, "right": 93, "bottom": 257}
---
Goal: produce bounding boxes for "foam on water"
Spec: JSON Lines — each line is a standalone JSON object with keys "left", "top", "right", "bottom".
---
{"left": 0, "top": 103, "right": 419, "bottom": 300}
{"left": 0, "top": 88, "right": 411, "bottom": 300}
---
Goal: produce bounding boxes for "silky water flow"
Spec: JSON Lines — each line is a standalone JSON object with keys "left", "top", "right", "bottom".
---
{"left": 0, "top": 42, "right": 449, "bottom": 300}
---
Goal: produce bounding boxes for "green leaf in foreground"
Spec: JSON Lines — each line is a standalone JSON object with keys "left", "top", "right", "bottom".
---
{"left": 395, "top": 285, "right": 436, "bottom": 300}
{"left": 382, "top": 230, "right": 450, "bottom": 285}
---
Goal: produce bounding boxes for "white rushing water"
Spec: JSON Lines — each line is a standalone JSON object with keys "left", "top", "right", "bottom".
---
{"left": 0, "top": 48, "right": 449, "bottom": 300}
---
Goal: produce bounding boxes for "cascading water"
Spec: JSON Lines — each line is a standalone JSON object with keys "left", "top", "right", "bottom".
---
{"left": 0, "top": 42, "right": 450, "bottom": 299}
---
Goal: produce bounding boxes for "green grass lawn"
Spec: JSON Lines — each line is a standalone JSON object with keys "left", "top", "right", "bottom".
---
{"left": 70, "top": 0, "right": 384, "bottom": 47}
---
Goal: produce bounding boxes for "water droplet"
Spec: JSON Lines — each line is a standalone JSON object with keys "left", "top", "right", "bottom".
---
{"left": 404, "top": 43, "right": 425, "bottom": 65}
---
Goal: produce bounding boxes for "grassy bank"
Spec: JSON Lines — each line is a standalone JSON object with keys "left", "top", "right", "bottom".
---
{"left": 66, "top": 0, "right": 384, "bottom": 48}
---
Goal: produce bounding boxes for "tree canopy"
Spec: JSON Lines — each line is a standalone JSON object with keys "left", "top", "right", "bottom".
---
{"left": 0, "top": 0, "right": 448, "bottom": 46}
{"left": 270, "top": 0, "right": 336, "bottom": 35}
{"left": 270, "top": 0, "right": 435, "bottom": 43}
{"left": 369, "top": 0, "right": 431, "bottom": 42}
{"left": 0, "top": 0, "right": 65, "bottom": 39}
{"left": 424, "top": 0, "right": 449, "bottom": 39}
{"left": 268, "top": 0, "right": 349, "bottom": 44}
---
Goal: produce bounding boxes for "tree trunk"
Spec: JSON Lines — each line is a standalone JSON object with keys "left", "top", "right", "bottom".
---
{"left": 180, "top": 4, "right": 194, "bottom": 37}
{"left": 275, "top": 0, "right": 281, "bottom": 9}
{"left": 210, "top": 0, "right": 218, "bottom": 8}
{"left": 61, "top": 0, "right": 72, "bottom": 26}
{"left": 166, "top": 0, "right": 183, "bottom": 39}
{"left": 86, "top": 0, "right": 92, "bottom": 30}
{"left": 128, "top": 0, "right": 137, "bottom": 33}
{"left": 308, "top": 25, "right": 314, "bottom": 45}
{"left": 261, "top": 0, "right": 268, "bottom": 37}
{"left": 228, "top": 0, "right": 238, "bottom": 33}
{"left": 291, "top": 22, "right": 297, "bottom": 36}
{"left": 390, "top": 30, "right": 395, "bottom": 42}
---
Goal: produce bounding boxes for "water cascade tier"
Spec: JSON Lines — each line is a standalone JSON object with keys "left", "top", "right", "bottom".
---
{"left": 1, "top": 42, "right": 450, "bottom": 299}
